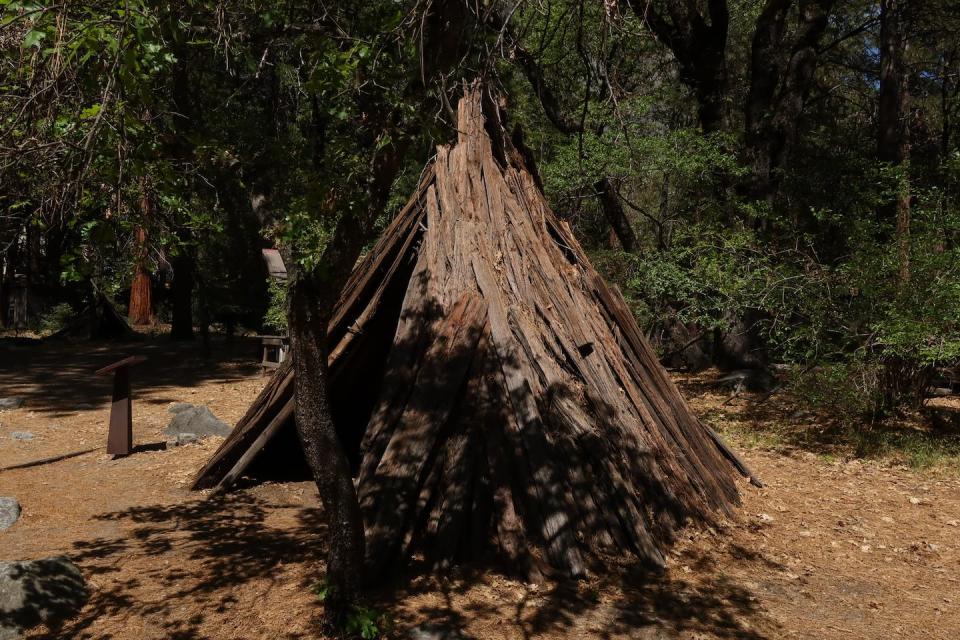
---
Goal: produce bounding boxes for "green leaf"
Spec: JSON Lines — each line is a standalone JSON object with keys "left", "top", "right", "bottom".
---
{"left": 22, "top": 29, "right": 46, "bottom": 49}
{"left": 80, "top": 103, "right": 102, "bottom": 120}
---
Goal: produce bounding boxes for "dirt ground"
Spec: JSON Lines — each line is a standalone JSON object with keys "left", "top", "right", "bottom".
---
{"left": 1, "top": 337, "right": 958, "bottom": 639}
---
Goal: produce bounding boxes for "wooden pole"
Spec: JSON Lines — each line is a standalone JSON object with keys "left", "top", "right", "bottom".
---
{"left": 107, "top": 366, "right": 133, "bottom": 456}
{"left": 95, "top": 355, "right": 147, "bottom": 457}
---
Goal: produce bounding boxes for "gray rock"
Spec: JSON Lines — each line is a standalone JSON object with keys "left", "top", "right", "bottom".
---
{"left": 0, "top": 622, "right": 17, "bottom": 640}
{"left": 0, "top": 556, "right": 87, "bottom": 638}
{"left": 409, "top": 624, "right": 472, "bottom": 640}
{"left": 0, "top": 499, "right": 19, "bottom": 531}
{"left": 9, "top": 433, "right": 33, "bottom": 442}
{"left": 714, "top": 369, "right": 778, "bottom": 393}
{"left": 0, "top": 398, "right": 23, "bottom": 411}
{"left": 168, "top": 402, "right": 194, "bottom": 414}
{"left": 163, "top": 404, "right": 230, "bottom": 440}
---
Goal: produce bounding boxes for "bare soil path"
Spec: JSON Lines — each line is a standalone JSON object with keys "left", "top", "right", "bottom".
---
{"left": 1, "top": 338, "right": 957, "bottom": 639}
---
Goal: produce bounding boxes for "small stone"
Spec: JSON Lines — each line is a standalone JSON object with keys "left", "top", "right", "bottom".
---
{"left": 175, "top": 433, "right": 199, "bottom": 446}
{"left": 10, "top": 432, "right": 33, "bottom": 442}
{"left": 881, "top": 516, "right": 894, "bottom": 524}
{"left": 945, "top": 520, "right": 959, "bottom": 527}
{"left": 759, "top": 513, "right": 774, "bottom": 523}
{"left": 0, "top": 498, "right": 20, "bottom": 531}
{"left": 0, "top": 398, "right": 24, "bottom": 411}
{"left": 909, "top": 497, "right": 921, "bottom": 505}
{"left": 409, "top": 624, "right": 472, "bottom": 640}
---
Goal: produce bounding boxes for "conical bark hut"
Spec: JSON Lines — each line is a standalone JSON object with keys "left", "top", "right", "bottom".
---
{"left": 193, "top": 88, "right": 756, "bottom": 577}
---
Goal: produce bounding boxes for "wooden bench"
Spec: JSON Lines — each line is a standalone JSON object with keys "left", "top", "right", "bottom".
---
{"left": 258, "top": 335, "right": 289, "bottom": 369}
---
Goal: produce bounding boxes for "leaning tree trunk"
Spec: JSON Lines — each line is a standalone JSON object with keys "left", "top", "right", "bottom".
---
{"left": 287, "top": 265, "right": 365, "bottom": 619}
{"left": 596, "top": 177, "right": 638, "bottom": 253}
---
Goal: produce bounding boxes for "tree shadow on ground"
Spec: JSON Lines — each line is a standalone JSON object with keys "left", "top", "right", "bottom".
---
{"left": 0, "top": 335, "right": 262, "bottom": 418}
{"left": 384, "top": 547, "right": 772, "bottom": 640}
{"left": 36, "top": 490, "right": 326, "bottom": 640}
{"left": 41, "top": 484, "right": 775, "bottom": 640}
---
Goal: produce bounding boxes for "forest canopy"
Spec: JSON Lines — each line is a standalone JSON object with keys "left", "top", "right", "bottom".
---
{"left": 2, "top": 0, "right": 959, "bottom": 457}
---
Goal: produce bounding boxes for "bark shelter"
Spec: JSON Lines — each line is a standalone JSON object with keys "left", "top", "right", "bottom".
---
{"left": 193, "top": 88, "right": 754, "bottom": 578}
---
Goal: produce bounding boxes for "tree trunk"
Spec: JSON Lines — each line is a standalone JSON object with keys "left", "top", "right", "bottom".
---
{"left": 129, "top": 239, "right": 153, "bottom": 325}
{"left": 170, "top": 239, "right": 194, "bottom": 340}
{"left": 24, "top": 223, "right": 42, "bottom": 323}
{"left": 878, "top": 0, "right": 911, "bottom": 283}
{"left": 744, "top": 0, "right": 836, "bottom": 205}
{"left": 287, "top": 265, "right": 365, "bottom": 619}
{"left": 285, "top": 115, "right": 407, "bottom": 618}
{"left": 0, "top": 235, "right": 15, "bottom": 329}
{"left": 129, "top": 184, "right": 154, "bottom": 325}
{"left": 940, "top": 49, "right": 954, "bottom": 163}
{"left": 690, "top": 46, "right": 730, "bottom": 135}
{"left": 626, "top": 0, "right": 731, "bottom": 134}
{"left": 596, "top": 178, "right": 638, "bottom": 252}
{"left": 269, "top": 2, "right": 467, "bottom": 616}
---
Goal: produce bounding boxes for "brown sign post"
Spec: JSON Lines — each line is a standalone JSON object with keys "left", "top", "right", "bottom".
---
{"left": 95, "top": 355, "right": 147, "bottom": 456}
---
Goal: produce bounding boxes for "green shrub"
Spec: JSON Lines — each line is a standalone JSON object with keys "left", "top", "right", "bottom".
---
{"left": 312, "top": 579, "right": 390, "bottom": 639}
{"left": 790, "top": 359, "right": 886, "bottom": 425}
{"left": 38, "top": 302, "right": 76, "bottom": 335}
{"left": 262, "top": 278, "right": 288, "bottom": 333}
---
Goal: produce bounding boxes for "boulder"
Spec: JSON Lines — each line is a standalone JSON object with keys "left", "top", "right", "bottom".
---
{"left": 0, "top": 499, "right": 19, "bottom": 531}
{"left": 164, "top": 404, "right": 230, "bottom": 441}
{"left": 168, "top": 402, "right": 194, "bottom": 414}
{"left": 0, "top": 556, "right": 87, "bottom": 638}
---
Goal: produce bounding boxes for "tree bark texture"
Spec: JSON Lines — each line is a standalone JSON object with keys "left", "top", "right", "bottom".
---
{"left": 128, "top": 185, "right": 154, "bottom": 325}
{"left": 287, "top": 265, "right": 366, "bottom": 615}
